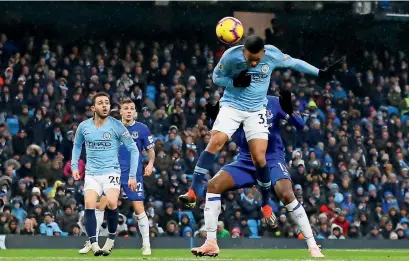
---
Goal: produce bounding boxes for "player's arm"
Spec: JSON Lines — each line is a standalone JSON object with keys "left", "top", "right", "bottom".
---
{"left": 272, "top": 95, "right": 304, "bottom": 130}
{"left": 117, "top": 124, "right": 139, "bottom": 179}
{"left": 142, "top": 126, "right": 155, "bottom": 176}
{"left": 212, "top": 51, "right": 234, "bottom": 87}
{"left": 267, "top": 45, "right": 319, "bottom": 76}
{"left": 71, "top": 122, "right": 85, "bottom": 174}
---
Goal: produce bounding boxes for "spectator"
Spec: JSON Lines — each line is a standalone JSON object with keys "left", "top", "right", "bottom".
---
{"left": 328, "top": 224, "right": 345, "bottom": 239}
{"left": 39, "top": 212, "right": 63, "bottom": 236}
{"left": 238, "top": 218, "right": 252, "bottom": 238}
{"left": 163, "top": 220, "right": 179, "bottom": 237}
{"left": 56, "top": 206, "right": 78, "bottom": 233}
{"left": 216, "top": 221, "right": 230, "bottom": 238}
{"left": 20, "top": 218, "right": 36, "bottom": 235}
{"left": 5, "top": 218, "right": 20, "bottom": 234}
{"left": 366, "top": 225, "right": 383, "bottom": 240}
{"left": 70, "top": 224, "right": 83, "bottom": 236}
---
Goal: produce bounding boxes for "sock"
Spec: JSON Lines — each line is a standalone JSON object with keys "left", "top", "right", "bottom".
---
{"left": 205, "top": 193, "right": 221, "bottom": 240}
{"left": 84, "top": 209, "right": 97, "bottom": 243}
{"left": 255, "top": 165, "right": 271, "bottom": 206}
{"left": 285, "top": 199, "right": 317, "bottom": 248}
{"left": 191, "top": 151, "right": 215, "bottom": 195}
{"left": 106, "top": 208, "right": 119, "bottom": 240}
{"left": 136, "top": 212, "right": 150, "bottom": 247}
{"left": 95, "top": 209, "right": 105, "bottom": 240}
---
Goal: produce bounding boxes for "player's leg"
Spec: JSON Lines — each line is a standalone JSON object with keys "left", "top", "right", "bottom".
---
{"left": 243, "top": 109, "right": 274, "bottom": 224}
{"left": 193, "top": 162, "right": 255, "bottom": 257}
{"left": 96, "top": 196, "right": 107, "bottom": 237}
{"left": 123, "top": 179, "right": 151, "bottom": 255}
{"left": 179, "top": 106, "right": 242, "bottom": 206}
{"left": 79, "top": 196, "right": 107, "bottom": 254}
{"left": 132, "top": 201, "right": 151, "bottom": 255}
{"left": 83, "top": 175, "right": 104, "bottom": 256}
{"left": 101, "top": 173, "right": 121, "bottom": 256}
{"left": 271, "top": 163, "right": 324, "bottom": 257}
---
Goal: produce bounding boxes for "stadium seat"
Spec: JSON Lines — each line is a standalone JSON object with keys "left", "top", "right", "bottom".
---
{"left": 146, "top": 85, "right": 156, "bottom": 101}
{"left": 387, "top": 106, "right": 399, "bottom": 116}
{"left": 247, "top": 219, "right": 261, "bottom": 238}
{"left": 185, "top": 174, "right": 193, "bottom": 180}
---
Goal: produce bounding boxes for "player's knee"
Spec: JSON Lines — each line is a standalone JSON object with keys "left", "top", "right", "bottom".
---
{"left": 280, "top": 189, "right": 295, "bottom": 205}
{"left": 207, "top": 132, "right": 228, "bottom": 153}
{"left": 107, "top": 199, "right": 118, "bottom": 210}
{"left": 133, "top": 202, "right": 145, "bottom": 214}
{"left": 207, "top": 179, "right": 222, "bottom": 194}
{"left": 85, "top": 199, "right": 97, "bottom": 209}
{"left": 252, "top": 154, "right": 266, "bottom": 167}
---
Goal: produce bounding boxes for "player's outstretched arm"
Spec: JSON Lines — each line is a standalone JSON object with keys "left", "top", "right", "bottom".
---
{"left": 141, "top": 125, "right": 155, "bottom": 176}
{"left": 267, "top": 45, "right": 319, "bottom": 76}
{"left": 71, "top": 122, "right": 85, "bottom": 177}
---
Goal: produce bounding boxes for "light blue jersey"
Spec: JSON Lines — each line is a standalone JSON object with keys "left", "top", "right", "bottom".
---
{"left": 71, "top": 116, "right": 139, "bottom": 178}
{"left": 213, "top": 45, "right": 320, "bottom": 112}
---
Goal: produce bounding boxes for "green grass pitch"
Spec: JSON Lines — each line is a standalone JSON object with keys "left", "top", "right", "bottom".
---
{"left": 0, "top": 249, "right": 408, "bottom": 261}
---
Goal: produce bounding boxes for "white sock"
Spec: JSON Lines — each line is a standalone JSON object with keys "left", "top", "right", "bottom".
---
{"left": 95, "top": 209, "right": 105, "bottom": 241}
{"left": 285, "top": 199, "right": 317, "bottom": 248}
{"left": 205, "top": 193, "right": 221, "bottom": 240}
{"left": 136, "top": 212, "right": 150, "bottom": 247}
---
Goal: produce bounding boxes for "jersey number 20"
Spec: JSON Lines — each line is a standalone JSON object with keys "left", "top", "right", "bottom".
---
{"left": 109, "top": 176, "right": 120, "bottom": 184}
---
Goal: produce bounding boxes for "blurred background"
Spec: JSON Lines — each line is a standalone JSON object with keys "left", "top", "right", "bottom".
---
{"left": 0, "top": 1, "right": 408, "bottom": 241}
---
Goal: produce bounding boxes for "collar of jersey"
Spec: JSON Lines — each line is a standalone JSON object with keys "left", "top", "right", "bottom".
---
{"left": 125, "top": 120, "right": 136, "bottom": 127}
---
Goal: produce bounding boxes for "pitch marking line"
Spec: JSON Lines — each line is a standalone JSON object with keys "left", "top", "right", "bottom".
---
{"left": 0, "top": 258, "right": 368, "bottom": 261}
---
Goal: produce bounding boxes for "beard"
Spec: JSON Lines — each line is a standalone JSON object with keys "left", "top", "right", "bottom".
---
{"left": 95, "top": 111, "right": 108, "bottom": 119}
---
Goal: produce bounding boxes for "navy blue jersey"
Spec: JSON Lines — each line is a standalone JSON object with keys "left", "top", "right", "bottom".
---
{"left": 119, "top": 121, "right": 154, "bottom": 184}
{"left": 235, "top": 96, "right": 304, "bottom": 162}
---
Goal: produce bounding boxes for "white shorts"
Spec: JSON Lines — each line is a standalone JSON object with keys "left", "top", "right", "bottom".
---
{"left": 84, "top": 173, "right": 121, "bottom": 197}
{"left": 212, "top": 105, "right": 269, "bottom": 141}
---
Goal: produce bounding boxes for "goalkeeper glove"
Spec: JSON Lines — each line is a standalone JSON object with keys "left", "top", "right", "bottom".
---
{"left": 205, "top": 101, "right": 220, "bottom": 121}
{"left": 233, "top": 70, "right": 251, "bottom": 88}
{"left": 318, "top": 58, "right": 342, "bottom": 80}
{"left": 279, "top": 90, "right": 294, "bottom": 115}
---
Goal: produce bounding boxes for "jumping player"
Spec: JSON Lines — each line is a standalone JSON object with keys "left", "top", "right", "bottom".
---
{"left": 191, "top": 92, "right": 324, "bottom": 258}
{"left": 179, "top": 35, "right": 336, "bottom": 224}
{"left": 72, "top": 92, "right": 139, "bottom": 256}
{"left": 79, "top": 98, "right": 155, "bottom": 256}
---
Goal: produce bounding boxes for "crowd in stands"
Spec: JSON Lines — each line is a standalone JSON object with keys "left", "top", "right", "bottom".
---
{"left": 0, "top": 26, "right": 408, "bottom": 240}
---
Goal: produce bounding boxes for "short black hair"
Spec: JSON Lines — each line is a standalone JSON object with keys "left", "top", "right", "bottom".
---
{"left": 244, "top": 35, "right": 265, "bottom": 54}
{"left": 91, "top": 92, "right": 110, "bottom": 106}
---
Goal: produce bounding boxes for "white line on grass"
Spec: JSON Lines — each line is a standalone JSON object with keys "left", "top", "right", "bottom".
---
{"left": 0, "top": 258, "right": 359, "bottom": 261}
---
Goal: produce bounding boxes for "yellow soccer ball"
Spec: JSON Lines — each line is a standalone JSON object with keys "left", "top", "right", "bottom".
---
{"left": 216, "top": 17, "right": 244, "bottom": 44}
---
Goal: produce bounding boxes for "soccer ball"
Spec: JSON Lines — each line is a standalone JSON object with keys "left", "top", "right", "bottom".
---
{"left": 216, "top": 17, "right": 244, "bottom": 44}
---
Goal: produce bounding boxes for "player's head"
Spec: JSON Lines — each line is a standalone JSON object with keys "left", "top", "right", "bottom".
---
{"left": 91, "top": 92, "right": 110, "bottom": 119}
{"left": 120, "top": 98, "right": 137, "bottom": 123}
{"left": 243, "top": 35, "right": 265, "bottom": 67}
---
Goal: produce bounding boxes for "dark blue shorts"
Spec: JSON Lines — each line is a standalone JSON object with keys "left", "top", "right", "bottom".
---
{"left": 220, "top": 158, "right": 291, "bottom": 190}
{"left": 121, "top": 174, "right": 144, "bottom": 201}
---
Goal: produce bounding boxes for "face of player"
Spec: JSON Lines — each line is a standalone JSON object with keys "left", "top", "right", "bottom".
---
{"left": 92, "top": 96, "right": 110, "bottom": 119}
{"left": 243, "top": 48, "right": 266, "bottom": 67}
{"left": 120, "top": 102, "right": 136, "bottom": 123}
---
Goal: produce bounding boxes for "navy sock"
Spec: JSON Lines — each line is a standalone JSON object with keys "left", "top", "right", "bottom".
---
{"left": 84, "top": 209, "right": 97, "bottom": 243}
{"left": 191, "top": 151, "right": 215, "bottom": 195}
{"left": 256, "top": 165, "right": 271, "bottom": 206}
{"left": 106, "top": 208, "right": 119, "bottom": 240}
